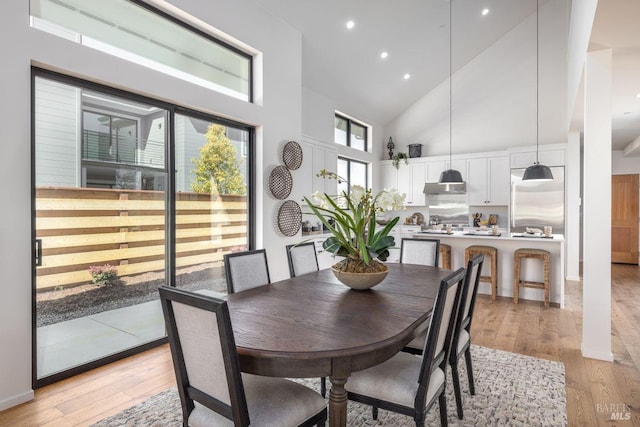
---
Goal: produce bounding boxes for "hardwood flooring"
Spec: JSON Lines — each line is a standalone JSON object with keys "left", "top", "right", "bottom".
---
{"left": 0, "top": 264, "right": 638, "bottom": 426}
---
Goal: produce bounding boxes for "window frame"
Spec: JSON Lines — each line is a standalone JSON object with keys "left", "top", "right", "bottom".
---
{"left": 31, "top": 66, "right": 256, "bottom": 387}
{"left": 335, "top": 114, "right": 368, "bottom": 152}
{"left": 338, "top": 156, "right": 369, "bottom": 195}
{"left": 31, "top": 0, "right": 253, "bottom": 103}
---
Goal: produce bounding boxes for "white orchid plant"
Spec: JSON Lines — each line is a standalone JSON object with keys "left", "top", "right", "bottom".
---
{"left": 304, "top": 170, "right": 406, "bottom": 271}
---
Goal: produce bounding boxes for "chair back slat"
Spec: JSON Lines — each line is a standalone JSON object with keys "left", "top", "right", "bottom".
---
{"left": 286, "top": 242, "right": 319, "bottom": 277}
{"left": 400, "top": 238, "right": 440, "bottom": 267}
{"left": 224, "top": 249, "right": 270, "bottom": 293}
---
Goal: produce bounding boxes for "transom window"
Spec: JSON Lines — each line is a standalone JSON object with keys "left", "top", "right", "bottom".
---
{"left": 30, "top": 0, "right": 252, "bottom": 101}
{"left": 334, "top": 114, "right": 368, "bottom": 151}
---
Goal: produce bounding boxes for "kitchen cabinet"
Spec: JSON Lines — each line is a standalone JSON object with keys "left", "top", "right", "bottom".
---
{"left": 397, "top": 162, "right": 426, "bottom": 206}
{"left": 313, "top": 145, "right": 338, "bottom": 195}
{"left": 467, "top": 156, "right": 509, "bottom": 206}
{"left": 426, "top": 159, "right": 466, "bottom": 183}
{"left": 510, "top": 149, "right": 565, "bottom": 168}
{"left": 379, "top": 162, "right": 397, "bottom": 190}
{"left": 299, "top": 141, "right": 337, "bottom": 200}
{"left": 380, "top": 161, "right": 426, "bottom": 206}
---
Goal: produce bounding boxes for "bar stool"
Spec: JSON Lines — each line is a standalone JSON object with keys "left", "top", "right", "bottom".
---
{"left": 465, "top": 245, "right": 498, "bottom": 300}
{"left": 439, "top": 244, "right": 451, "bottom": 270}
{"left": 513, "top": 248, "right": 550, "bottom": 308}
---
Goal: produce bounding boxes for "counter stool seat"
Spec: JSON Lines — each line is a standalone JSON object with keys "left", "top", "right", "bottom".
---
{"left": 513, "top": 248, "right": 551, "bottom": 308}
{"left": 464, "top": 245, "right": 497, "bottom": 300}
{"left": 439, "top": 244, "right": 452, "bottom": 270}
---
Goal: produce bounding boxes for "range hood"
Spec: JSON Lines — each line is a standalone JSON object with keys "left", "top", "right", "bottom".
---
{"left": 423, "top": 182, "right": 466, "bottom": 195}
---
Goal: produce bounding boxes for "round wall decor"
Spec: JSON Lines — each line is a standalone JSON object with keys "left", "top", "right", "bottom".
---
{"left": 269, "top": 165, "right": 293, "bottom": 199}
{"left": 277, "top": 200, "right": 302, "bottom": 236}
{"left": 282, "top": 140, "right": 303, "bottom": 170}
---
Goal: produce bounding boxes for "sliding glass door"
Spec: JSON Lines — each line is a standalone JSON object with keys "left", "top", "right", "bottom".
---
{"left": 33, "top": 71, "right": 253, "bottom": 385}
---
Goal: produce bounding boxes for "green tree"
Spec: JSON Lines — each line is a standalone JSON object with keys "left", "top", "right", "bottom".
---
{"left": 191, "top": 124, "right": 246, "bottom": 195}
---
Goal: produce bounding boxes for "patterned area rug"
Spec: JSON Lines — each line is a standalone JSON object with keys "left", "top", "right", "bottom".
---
{"left": 92, "top": 345, "right": 566, "bottom": 426}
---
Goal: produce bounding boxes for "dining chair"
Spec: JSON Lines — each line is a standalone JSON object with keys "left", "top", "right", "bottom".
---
{"left": 400, "top": 238, "right": 440, "bottom": 267}
{"left": 400, "top": 237, "right": 440, "bottom": 356}
{"left": 345, "top": 267, "right": 466, "bottom": 427}
{"left": 285, "top": 242, "right": 327, "bottom": 398}
{"left": 286, "top": 242, "right": 319, "bottom": 277}
{"left": 449, "top": 253, "right": 484, "bottom": 419}
{"left": 223, "top": 249, "right": 270, "bottom": 294}
{"left": 159, "top": 286, "right": 328, "bottom": 427}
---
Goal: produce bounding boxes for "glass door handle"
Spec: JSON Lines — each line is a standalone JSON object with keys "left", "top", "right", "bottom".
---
{"left": 35, "top": 238, "right": 42, "bottom": 267}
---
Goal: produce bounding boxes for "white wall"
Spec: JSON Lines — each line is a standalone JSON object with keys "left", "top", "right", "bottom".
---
{"left": 385, "top": 0, "right": 568, "bottom": 157}
{"left": 0, "top": 0, "right": 302, "bottom": 410}
{"left": 612, "top": 150, "right": 640, "bottom": 174}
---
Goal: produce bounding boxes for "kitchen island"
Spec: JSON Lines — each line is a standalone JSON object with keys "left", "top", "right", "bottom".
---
{"left": 412, "top": 231, "right": 566, "bottom": 308}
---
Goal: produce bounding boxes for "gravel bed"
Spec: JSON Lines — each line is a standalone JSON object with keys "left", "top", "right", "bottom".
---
{"left": 36, "top": 264, "right": 227, "bottom": 327}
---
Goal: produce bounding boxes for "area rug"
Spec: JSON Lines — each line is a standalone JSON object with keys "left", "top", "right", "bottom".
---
{"left": 92, "top": 345, "right": 566, "bottom": 426}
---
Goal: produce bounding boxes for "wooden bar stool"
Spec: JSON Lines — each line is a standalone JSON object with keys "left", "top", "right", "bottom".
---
{"left": 465, "top": 245, "right": 498, "bottom": 300}
{"left": 439, "top": 244, "right": 451, "bottom": 270}
{"left": 513, "top": 248, "right": 551, "bottom": 308}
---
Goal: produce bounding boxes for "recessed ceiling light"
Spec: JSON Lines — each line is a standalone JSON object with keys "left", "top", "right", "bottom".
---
{"left": 404, "top": 73, "right": 411, "bottom": 80}
{"left": 346, "top": 20, "right": 355, "bottom": 29}
{"left": 636, "top": 92, "right": 640, "bottom": 98}
{"left": 380, "top": 51, "right": 388, "bottom": 59}
{"left": 482, "top": 8, "right": 490, "bottom": 16}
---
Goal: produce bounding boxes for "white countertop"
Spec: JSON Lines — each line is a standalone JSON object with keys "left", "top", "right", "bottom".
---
{"left": 412, "top": 231, "right": 565, "bottom": 242}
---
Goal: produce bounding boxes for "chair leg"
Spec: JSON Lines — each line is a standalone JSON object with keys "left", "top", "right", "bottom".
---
{"left": 450, "top": 359, "right": 464, "bottom": 419}
{"left": 372, "top": 406, "right": 378, "bottom": 420}
{"left": 320, "top": 377, "right": 326, "bottom": 398}
{"left": 464, "top": 347, "right": 475, "bottom": 395}
{"left": 438, "top": 393, "right": 448, "bottom": 427}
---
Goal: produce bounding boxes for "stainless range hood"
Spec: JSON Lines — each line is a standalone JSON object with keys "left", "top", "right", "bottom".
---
{"left": 423, "top": 182, "right": 466, "bottom": 195}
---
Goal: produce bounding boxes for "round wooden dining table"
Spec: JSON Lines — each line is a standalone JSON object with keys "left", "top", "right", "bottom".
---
{"left": 225, "top": 263, "right": 450, "bottom": 427}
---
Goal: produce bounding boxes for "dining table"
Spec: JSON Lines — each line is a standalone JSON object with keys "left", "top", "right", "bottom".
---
{"left": 225, "top": 263, "right": 451, "bottom": 427}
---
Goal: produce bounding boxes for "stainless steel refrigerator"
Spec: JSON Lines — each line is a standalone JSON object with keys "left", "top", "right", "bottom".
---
{"left": 510, "top": 167, "right": 565, "bottom": 235}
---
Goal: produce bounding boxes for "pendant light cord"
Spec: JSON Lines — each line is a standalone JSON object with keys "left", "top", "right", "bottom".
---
{"left": 449, "top": 0, "right": 453, "bottom": 167}
{"left": 536, "top": 0, "right": 539, "bottom": 164}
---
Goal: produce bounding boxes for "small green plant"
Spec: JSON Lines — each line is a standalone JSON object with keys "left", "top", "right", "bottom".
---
{"left": 391, "top": 152, "right": 409, "bottom": 169}
{"left": 88, "top": 264, "right": 118, "bottom": 287}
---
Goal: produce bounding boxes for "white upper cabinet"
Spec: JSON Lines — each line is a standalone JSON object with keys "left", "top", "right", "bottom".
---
{"left": 397, "top": 162, "right": 426, "bottom": 206}
{"left": 510, "top": 149, "right": 566, "bottom": 169}
{"left": 300, "top": 140, "right": 337, "bottom": 202}
{"left": 467, "top": 156, "right": 509, "bottom": 206}
{"left": 426, "top": 160, "right": 446, "bottom": 182}
{"left": 379, "top": 160, "right": 426, "bottom": 206}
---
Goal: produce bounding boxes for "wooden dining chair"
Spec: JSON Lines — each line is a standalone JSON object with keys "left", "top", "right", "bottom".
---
{"left": 285, "top": 242, "right": 326, "bottom": 398}
{"left": 286, "top": 242, "right": 319, "bottom": 277}
{"left": 400, "top": 238, "right": 440, "bottom": 267}
{"left": 223, "top": 249, "right": 270, "bottom": 294}
{"left": 449, "top": 253, "right": 484, "bottom": 419}
{"left": 400, "top": 237, "right": 440, "bottom": 355}
{"left": 345, "top": 267, "right": 466, "bottom": 427}
{"left": 159, "top": 286, "right": 328, "bottom": 427}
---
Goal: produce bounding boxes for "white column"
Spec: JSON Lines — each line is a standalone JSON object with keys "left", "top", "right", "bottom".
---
{"left": 565, "top": 132, "right": 581, "bottom": 281}
{"left": 582, "top": 49, "right": 613, "bottom": 361}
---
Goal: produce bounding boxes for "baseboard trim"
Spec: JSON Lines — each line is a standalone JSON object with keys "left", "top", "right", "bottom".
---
{"left": 581, "top": 344, "right": 614, "bottom": 362}
{"left": 0, "top": 389, "right": 34, "bottom": 411}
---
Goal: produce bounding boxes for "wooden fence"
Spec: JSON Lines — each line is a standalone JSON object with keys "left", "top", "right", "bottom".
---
{"left": 36, "top": 187, "right": 247, "bottom": 290}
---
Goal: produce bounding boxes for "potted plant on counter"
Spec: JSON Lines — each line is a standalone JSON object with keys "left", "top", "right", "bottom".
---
{"left": 304, "top": 170, "right": 406, "bottom": 289}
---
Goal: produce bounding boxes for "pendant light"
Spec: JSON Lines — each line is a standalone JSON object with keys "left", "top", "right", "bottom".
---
{"left": 523, "top": 0, "right": 553, "bottom": 181}
{"left": 439, "top": 0, "right": 463, "bottom": 184}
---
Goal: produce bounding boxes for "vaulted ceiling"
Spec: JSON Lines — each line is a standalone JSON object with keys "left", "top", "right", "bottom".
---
{"left": 256, "top": 0, "right": 640, "bottom": 153}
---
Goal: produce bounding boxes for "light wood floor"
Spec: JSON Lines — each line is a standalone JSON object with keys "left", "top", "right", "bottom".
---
{"left": 1, "top": 264, "right": 638, "bottom": 427}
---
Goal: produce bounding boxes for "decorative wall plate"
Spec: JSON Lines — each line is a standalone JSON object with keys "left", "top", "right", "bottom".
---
{"left": 282, "top": 140, "right": 303, "bottom": 170}
{"left": 277, "top": 200, "right": 302, "bottom": 236}
{"left": 269, "top": 165, "right": 293, "bottom": 199}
